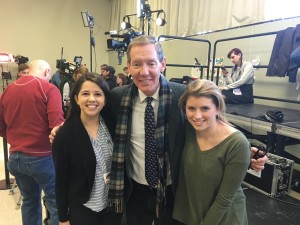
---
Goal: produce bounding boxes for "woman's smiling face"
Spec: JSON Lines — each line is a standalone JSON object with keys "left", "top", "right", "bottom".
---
{"left": 75, "top": 80, "right": 105, "bottom": 120}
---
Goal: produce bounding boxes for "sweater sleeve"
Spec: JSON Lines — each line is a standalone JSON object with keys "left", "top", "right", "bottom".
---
{"left": 224, "top": 62, "right": 254, "bottom": 89}
{"left": 52, "top": 128, "right": 71, "bottom": 222}
{"left": 202, "top": 134, "right": 250, "bottom": 225}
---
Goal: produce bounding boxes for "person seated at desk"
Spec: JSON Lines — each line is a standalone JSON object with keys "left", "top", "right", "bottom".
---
{"left": 220, "top": 48, "right": 255, "bottom": 104}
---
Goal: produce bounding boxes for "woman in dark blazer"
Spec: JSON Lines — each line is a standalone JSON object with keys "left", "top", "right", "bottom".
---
{"left": 52, "top": 73, "right": 121, "bottom": 225}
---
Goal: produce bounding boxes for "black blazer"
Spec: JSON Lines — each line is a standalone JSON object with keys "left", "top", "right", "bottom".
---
{"left": 52, "top": 114, "right": 108, "bottom": 221}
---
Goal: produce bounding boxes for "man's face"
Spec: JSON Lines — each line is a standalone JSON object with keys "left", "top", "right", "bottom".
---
{"left": 18, "top": 69, "right": 29, "bottom": 77}
{"left": 123, "top": 68, "right": 128, "bottom": 75}
{"left": 100, "top": 66, "right": 106, "bottom": 75}
{"left": 128, "top": 44, "right": 166, "bottom": 96}
{"left": 102, "top": 69, "right": 109, "bottom": 79}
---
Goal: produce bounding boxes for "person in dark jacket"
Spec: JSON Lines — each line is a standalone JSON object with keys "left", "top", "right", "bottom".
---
{"left": 52, "top": 73, "right": 121, "bottom": 225}
{"left": 103, "top": 66, "right": 117, "bottom": 89}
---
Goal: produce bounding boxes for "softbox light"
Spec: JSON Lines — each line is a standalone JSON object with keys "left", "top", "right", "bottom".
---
{"left": 81, "top": 11, "right": 94, "bottom": 27}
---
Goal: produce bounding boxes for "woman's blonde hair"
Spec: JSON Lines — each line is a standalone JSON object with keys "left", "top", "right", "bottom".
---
{"left": 179, "top": 79, "right": 228, "bottom": 124}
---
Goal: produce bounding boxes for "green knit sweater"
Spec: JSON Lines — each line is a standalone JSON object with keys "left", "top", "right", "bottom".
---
{"left": 173, "top": 123, "right": 250, "bottom": 225}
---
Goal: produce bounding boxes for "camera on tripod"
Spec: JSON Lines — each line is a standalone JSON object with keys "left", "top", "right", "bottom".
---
{"left": 56, "top": 56, "right": 83, "bottom": 76}
{"left": 106, "top": 29, "right": 141, "bottom": 52}
{"left": 14, "top": 55, "right": 29, "bottom": 65}
{"left": 106, "top": 29, "right": 141, "bottom": 64}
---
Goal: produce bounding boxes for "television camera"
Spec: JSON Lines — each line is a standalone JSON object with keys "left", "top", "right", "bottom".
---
{"left": 56, "top": 56, "right": 83, "bottom": 77}
{"left": 14, "top": 55, "right": 29, "bottom": 65}
{"left": 106, "top": 29, "right": 141, "bottom": 64}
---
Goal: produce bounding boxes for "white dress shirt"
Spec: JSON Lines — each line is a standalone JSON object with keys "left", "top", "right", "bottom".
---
{"left": 129, "top": 88, "right": 171, "bottom": 186}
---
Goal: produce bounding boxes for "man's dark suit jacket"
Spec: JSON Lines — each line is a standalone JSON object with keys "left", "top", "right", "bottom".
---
{"left": 106, "top": 81, "right": 186, "bottom": 199}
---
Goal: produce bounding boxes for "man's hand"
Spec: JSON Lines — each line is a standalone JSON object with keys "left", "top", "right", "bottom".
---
{"left": 250, "top": 147, "right": 268, "bottom": 172}
{"left": 49, "top": 122, "right": 64, "bottom": 143}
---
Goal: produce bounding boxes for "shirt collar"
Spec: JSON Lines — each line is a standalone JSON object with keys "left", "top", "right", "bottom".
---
{"left": 138, "top": 87, "right": 160, "bottom": 103}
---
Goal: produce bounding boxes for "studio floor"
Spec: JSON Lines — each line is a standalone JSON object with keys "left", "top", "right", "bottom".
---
{"left": 1, "top": 137, "right": 300, "bottom": 225}
{"left": 244, "top": 187, "right": 300, "bottom": 225}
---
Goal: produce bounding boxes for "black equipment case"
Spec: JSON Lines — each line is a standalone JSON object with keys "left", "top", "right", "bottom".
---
{"left": 243, "top": 153, "right": 294, "bottom": 198}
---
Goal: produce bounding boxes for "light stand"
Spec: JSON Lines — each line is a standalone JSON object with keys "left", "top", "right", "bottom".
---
{"left": 136, "top": 1, "right": 165, "bottom": 35}
{"left": 0, "top": 138, "right": 13, "bottom": 190}
{"left": 0, "top": 54, "right": 14, "bottom": 190}
{"left": 81, "top": 11, "right": 95, "bottom": 72}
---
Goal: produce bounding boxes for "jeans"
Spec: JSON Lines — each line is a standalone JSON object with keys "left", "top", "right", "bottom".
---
{"left": 7, "top": 153, "right": 58, "bottom": 225}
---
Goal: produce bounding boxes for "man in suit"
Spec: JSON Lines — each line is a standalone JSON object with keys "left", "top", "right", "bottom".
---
{"left": 107, "top": 36, "right": 267, "bottom": 225}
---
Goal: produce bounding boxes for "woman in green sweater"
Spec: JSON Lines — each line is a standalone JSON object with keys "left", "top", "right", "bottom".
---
{"left": 173, "top": 79, "right": 250, "bottom": 225}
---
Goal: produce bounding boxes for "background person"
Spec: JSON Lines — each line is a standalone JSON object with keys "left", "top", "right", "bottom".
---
{"left": 102, "top": 66, "right": 116, "bottom": 90}
{"left": 52, "top": 73, "right": 121, "bottom": 225}
{"left": 0, "top": 60, "right": 64, "bottom": 225}
{"left": 100, "top": 64, "right": 108, "bottom": 76}
{"left": 220, "top": 48, "right": 255, "bottom": 104}
{"left": 123, "top": 66, "right": 132, "bottom": 84}
{"left": 116, "top": 73, "right": 128, "bottom": 87}
{"left": 173, "top": 79, "right": 249, "bottom": 225}
{"left": 51, "top": 69, "right": 64, "bottom": 90}
{"left": 123, "top": 66, "right": 129, "bottom": 76}
{"left": 17, "top": 63, "right": 29, "bottom": 78}
{"left": 61, "top": 65, "right": 89, "bottom": 115}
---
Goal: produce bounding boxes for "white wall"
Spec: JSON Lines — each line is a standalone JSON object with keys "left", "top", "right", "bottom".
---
{"left": 0, "top": 0, "right": 111, "bottom": 90}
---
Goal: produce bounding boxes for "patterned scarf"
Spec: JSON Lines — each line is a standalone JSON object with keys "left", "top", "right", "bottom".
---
{"left": 108, "top": 75, "right": 171, "bottom": 216}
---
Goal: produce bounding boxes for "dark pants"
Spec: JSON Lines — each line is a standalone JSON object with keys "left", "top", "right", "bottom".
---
{"left": 126, "top": 180, "right": 184, "bottom": 225}
{"left": 69, "top": 205, "right": 122, "bottom": 225}
{"left": 222, "top": 84, "right": 254, "bottom": 104}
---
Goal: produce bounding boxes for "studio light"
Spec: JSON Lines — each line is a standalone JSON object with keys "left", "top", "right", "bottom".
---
{"left": 156, "top": 11, "right": 166, "bottom": 26}
{"left": 80, "top": 10, "right": 95, "bottom": 71}
{"left": 81, "top": 11, "right": 94, "bottom": 28}
{"left": 0, "top": 53, "right": 14, "bottom": 63}
{"left": 121, "top": 16, "right": 132, "bottom": 30}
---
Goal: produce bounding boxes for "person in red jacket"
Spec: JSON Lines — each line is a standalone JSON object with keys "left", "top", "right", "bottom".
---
{"left": 0, "top": 60, "right": 64, "bottom": 225}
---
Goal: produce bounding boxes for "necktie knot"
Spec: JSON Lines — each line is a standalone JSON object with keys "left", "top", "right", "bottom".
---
{"left": 146, "top": 97, "right": 153, "bottom": 105}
